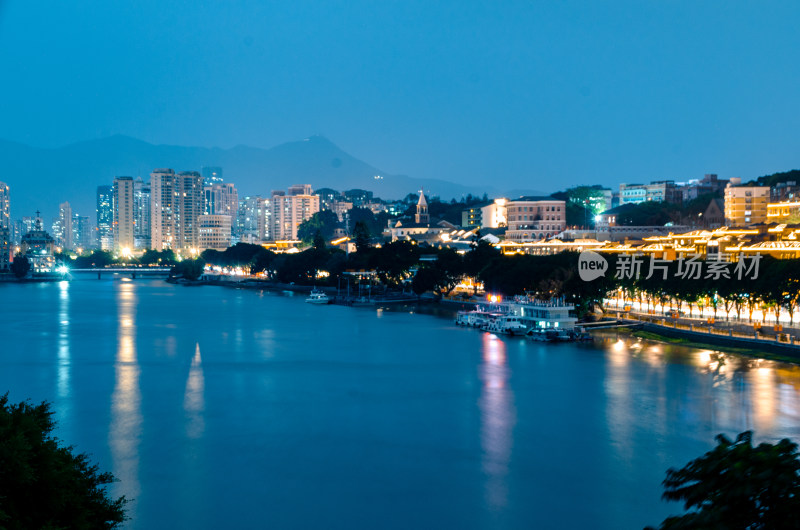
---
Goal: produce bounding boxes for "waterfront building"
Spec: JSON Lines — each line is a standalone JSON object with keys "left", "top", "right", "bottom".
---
{"left": 198, "top": 214, "right": 232, "bottom": 250}
{"left": 150, "top": 169, "right": 204, "bottom": 252}
{"left": 0, "top": 181, "right": 9, "bottom": 231}
{"left": 134, "top": 177, "right": 151, "bottom": 249}
{"left": 504, "top": 197, "right": 566, "bottom": 242}
{"left": 96, "top": 185, "right": 113, "bottom": 250}
{"left": 20, "top": 214, "right": 56, "bottom": 273}
{"left": 724, "top": 184, "right": 769, "bottom": 226}
{"left": 113, "top": 176, "right": 135, "bottom": 252}
{"left": 271, "top": 185, "right": 320, "bottom": 241}
{"left": 236, "top": 195, "right": 269, "bottom": 243}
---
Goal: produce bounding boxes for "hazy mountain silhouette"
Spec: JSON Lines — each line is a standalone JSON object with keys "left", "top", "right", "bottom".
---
{"left": 0, "top": 135, "right": 542, "bottom": 221}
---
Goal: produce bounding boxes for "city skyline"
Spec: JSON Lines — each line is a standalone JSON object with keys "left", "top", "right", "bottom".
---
{"left": 1, "top": 1, "right": 799, "bottom": 209}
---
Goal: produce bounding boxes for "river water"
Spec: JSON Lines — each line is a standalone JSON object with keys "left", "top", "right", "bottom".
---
{"left": 1, "top": 277, "right": 799, "bottom": 529}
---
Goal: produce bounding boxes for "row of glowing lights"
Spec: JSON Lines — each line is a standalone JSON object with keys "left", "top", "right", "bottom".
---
{"left": 607, "top": 298, "right": 799, "bottom": 325}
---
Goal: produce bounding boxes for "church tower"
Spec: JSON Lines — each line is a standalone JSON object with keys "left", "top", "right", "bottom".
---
{"left": 415, "top": 190, "right": 429, "bottom": 225}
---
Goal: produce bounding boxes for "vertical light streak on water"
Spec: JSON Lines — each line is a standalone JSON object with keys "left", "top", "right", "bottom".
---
{"left": 56, "top": 280, "right": 71, "bottom": 436}
{"left": 56, "top": 281, "right": 71, "bottom": 398}
{"left": 183, "top": 343, "right": 205, "bottom": 439}
{"left": 109, "top": 280, "right": 142, "bottom": 507}
{"left": 605, "top": 338, "right": 633, "bottom": 459}
{"left": 479, "top": 332, "right": 515, "bottom": 510}
{"left": 750, "top": 364, "right": 776, "bottom": 433}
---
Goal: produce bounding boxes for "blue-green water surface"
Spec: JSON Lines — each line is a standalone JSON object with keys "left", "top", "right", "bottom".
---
{"left": 1, "top": 277, "right": 799, "bottom": 529}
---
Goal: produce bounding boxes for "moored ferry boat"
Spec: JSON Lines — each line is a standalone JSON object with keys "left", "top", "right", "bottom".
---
{"left": 305, "top": 289, "right": 330, "bottom": 304}
{"left": 456, "top": 295, "right": 580, "bottom": 339}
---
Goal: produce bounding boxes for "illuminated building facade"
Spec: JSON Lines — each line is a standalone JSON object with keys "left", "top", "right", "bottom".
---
{"left": 113, "top": 176, "right": 135, "bottom": 251}
{"left": 271, "top": 185, "right": 319, "bottom": 241}
{"left": 505, "top": 197, "right": 566, "bottom": 242}
{"left": 198, "top": 214, "right": 232, "bottom": 250}
{"left": 96, "top": 185, "right": 113, "bottom": 250}
{"left": 724, "top": 185, "right": 769, "bottom": 226}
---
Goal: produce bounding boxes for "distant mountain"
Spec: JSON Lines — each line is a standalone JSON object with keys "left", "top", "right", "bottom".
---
{"left": 0, "top": 135, "right": 517, "bottom": 221}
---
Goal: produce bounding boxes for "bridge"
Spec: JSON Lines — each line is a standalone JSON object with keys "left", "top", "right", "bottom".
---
{"left": 70, "top": 268, "right": 173, "bottom": 279}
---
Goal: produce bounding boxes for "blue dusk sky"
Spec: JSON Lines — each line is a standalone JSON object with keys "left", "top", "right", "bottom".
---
{"left": 1, "top": 0, "right": 799, "bottom": 190}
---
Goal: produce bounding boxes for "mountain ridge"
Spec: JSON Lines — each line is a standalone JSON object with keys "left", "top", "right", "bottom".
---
{"left": 0, "top": 135, "right": 542, "bottom": 222}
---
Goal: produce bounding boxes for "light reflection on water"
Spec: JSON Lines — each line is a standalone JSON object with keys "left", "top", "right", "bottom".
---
{"left": 3, "top": 281, "right": 800, "bottom": 529}
{"left": 184, "top": 344, "right": 205, "bottom": 439}
{"left": 479, "top": 333, "right": 515, "bottom": 510}
{"left": 109, "top": 281, "right": 142, "bottom": 508}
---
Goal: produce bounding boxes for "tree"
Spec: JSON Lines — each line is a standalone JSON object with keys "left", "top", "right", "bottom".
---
{"left": 648, "top": 431, "right": 800, "bottom": 530}
{"left": 10, "top": 255, "right": 30, "bottom": 279}
{"left": 171, "top": 259, "right": 205, "bottom": 281}
{"left": 411, "top": 266, "right": 438, "bottom": 297}
{"left": 353, "top": 221, "right": 371, "bottom": 252}
{"left": 0, "top": 394, "right": 127, "bottom": 528}
{"left": 297, "top": 211, "right": 339, "bottom": 244}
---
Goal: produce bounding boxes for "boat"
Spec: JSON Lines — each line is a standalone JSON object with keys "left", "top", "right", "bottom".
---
{"left": 455, "top": 308, "right": 497, "bottom": 328}
{"left": 482, "top": 314, "right": 527, "bottom": 336}
{"left": 305, "top": 289, "right": 330, "bottom": 304}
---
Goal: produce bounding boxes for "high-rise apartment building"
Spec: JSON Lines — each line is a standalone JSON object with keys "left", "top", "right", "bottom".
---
{"left": 113, "top": 176, "right": 135, "bottom": 251}
{"left": 724, "top": 185, "right": 770, "bottom": 226}
{"left": 150, "top": 169, "right": 204, "bottom": 251}
{"left": 176, "top": 171, "right": 204, "bottom": 250}
{"left": 204, "top": 181, "right": 239, "bottom": 223}
{"left": 133, "top": 177, "right": 151, "bottom": 249}
{"left": 53, "top": 202, "right": 73, "bottom": 250}
{"left": 72, "top": 214, "right": 93, "bottom": 250}
{"left": 96, "top": 185, "right": 114, "bottom": 250}
{"left": 0, "top": 181, "right": 9, "bottom": 230}
{"left": 236, "top": 195, "right": 269, "bottom": 243}
{"left": 271, "top": 185, "right": 319, "bottom": 240}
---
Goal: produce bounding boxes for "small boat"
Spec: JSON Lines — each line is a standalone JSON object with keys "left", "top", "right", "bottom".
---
{"left": 305, "top": 289, "right": 330, "bottom": 305}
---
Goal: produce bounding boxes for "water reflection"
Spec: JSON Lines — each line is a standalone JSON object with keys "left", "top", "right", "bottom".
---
{"left": 109, "top": 281, "right": 142, "bottom": 503}
{"left": 602, "top": 334, "right": 800, "bottom": 445}
{"left": 479, "top": 333, "right": 516, "bottom": 509}
{"left": 57, "top": 281, "right": 71, "bottom": 401}
{"left": 184, "top": 344, "right": 205, "bottom": 439}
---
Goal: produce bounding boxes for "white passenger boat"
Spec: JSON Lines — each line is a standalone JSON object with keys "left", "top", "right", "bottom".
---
{"left": 305, "top": 289, "right": 330, "bottom": 304}
{"left": 482, "top": 314, "right": 528, "bottom": 336}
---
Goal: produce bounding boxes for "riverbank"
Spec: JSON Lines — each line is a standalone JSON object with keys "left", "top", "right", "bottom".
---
{"left": 628, "top": 322, "right": 800, "bottom": 364}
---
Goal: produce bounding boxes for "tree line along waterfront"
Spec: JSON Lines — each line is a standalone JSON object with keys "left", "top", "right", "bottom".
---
{"left": 159, "top": 235, "right": 800, "bottom": 325}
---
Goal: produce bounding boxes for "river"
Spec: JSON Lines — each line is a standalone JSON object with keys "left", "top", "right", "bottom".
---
{"left": 1, "top": 276, "right": 799, "bottom": 529}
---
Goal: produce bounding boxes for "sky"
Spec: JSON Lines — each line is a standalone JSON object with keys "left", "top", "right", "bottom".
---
{"left": 1, "top": 0, "right": 799, "bottom": 191}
